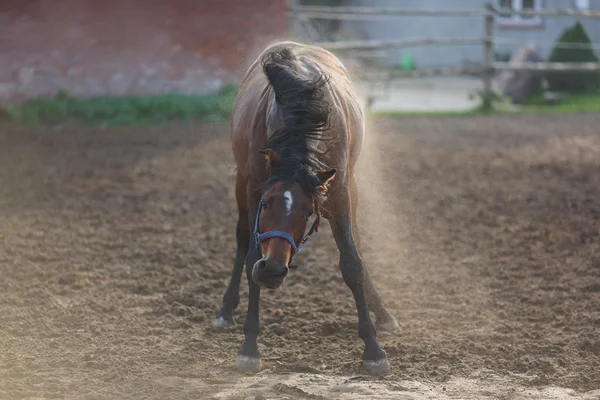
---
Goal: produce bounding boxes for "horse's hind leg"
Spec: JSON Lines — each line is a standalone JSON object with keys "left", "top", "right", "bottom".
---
{"left": 328, "top": 187, "right": 390, "bottom": 376}
{"left": 213, "top": 172, "right": 249, "bottom": 328}
{"left": 350, "top": 177, "right": 399, "bottom": 333}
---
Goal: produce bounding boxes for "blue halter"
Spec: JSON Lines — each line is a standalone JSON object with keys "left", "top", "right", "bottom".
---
{"left": 253, "top": 198, "right": 319, "bottom": 263}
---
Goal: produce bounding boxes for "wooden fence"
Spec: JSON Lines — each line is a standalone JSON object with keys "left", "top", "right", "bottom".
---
{"left": 287, "top": 1, "right": 600, "bottom": 108}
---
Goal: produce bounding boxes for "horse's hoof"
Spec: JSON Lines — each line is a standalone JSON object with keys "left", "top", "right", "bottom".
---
{"left": 363, "top": 357, "right": 391, "bottom": 376}
{"left": 378, "top": 315, "right": 400, "bottom": 333}
{"left": 236, "top": 355, "right": 262, "bottom": 374}
{"left": 211, "top": 316, "right": 234, "bottom": 330}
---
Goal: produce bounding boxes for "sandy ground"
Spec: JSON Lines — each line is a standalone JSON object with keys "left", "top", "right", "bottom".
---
{"left": 0, "top": 114, "right": 599, "bottom": 399}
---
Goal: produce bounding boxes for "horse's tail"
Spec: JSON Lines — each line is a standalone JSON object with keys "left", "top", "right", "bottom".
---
{"left": 261, "top": 47, "right": 331, "bottom": 142}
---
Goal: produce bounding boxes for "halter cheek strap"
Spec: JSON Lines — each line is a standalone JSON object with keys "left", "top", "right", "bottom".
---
{"left": 253, "top": 199, "right": 319, "bottom": 263}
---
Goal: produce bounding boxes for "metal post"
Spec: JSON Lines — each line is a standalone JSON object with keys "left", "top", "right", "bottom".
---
{"left": 482, "top": 3, "right": 495, "bottom": 111}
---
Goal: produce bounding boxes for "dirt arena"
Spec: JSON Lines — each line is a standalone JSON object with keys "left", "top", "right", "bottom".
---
{"left": 1, "top": 114, "right": 599, "bottom": 399}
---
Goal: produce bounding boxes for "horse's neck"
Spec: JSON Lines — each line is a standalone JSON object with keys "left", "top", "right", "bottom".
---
{"left": 265, "top": 95, "right": 282, "bottom": 140}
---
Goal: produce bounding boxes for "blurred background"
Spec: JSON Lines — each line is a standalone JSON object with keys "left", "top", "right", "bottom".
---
{"left": 0, "top": 2, "right": 599, "bottom": 399}
{"left": 0, "top": 0, "right": 598, "bottom": 115}
{"left": 0, "top": 0, "right": 286, "bottom": 102}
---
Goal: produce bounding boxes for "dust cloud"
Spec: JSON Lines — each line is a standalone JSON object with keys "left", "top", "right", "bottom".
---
{"left": 353, "top": 115, "right": 414, "bottom": 293}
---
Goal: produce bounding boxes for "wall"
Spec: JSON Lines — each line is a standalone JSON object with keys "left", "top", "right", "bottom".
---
{"left": 0, "top": 0, "right": 286, "bottom": 103}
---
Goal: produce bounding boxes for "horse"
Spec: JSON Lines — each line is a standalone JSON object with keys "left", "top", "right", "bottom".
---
{"left": 212, "top": 41, "right": 399, "bottom": 376}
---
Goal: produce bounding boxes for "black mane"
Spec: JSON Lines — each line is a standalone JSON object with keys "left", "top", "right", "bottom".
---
{"left": 261, "top": 47, "right": 334, "bottom": 200}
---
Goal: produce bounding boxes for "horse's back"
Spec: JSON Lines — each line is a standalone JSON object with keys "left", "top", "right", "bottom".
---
{"left": 235, "top": 40, "right": 361, "bottom": 115}
{"left": 231, "top": 41, "right": 364, "bottom": 181}
{"left": 256, "top": 41, "right": 361, "bottom": 107}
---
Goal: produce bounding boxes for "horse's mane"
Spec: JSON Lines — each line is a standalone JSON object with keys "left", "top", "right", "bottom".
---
{"left": 261, "top": 47, "right": 334, "bottom": 200}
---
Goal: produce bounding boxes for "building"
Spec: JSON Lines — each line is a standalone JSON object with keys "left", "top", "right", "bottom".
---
{"left": 296, "top": 0, "right": 600, "bottom": 69}
{"left": 0, "top": 0, "right": 287, "bottom": 103}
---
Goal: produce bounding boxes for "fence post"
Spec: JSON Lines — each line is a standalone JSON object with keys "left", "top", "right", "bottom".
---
{"left": 482, "top": 3, "right": 495, "bottom": 111}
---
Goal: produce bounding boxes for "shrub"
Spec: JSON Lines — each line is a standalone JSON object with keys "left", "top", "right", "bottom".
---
{"left": 5, "top": 84, "right": 239, "bottom": 126}
{"left": 546, "top": 22, "right": 600, "bottom": 93}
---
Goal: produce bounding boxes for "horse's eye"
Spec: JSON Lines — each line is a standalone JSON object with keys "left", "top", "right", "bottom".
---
{"left": 305, "top": 212, "right": 313, "bottom": 221}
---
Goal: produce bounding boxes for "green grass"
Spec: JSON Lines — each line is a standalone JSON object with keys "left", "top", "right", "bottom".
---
{"left": 517, "top": 92, "right": 600, "bottom": 114}
{"left": 371, "top": 91, "right": 600, "bottom": 119}
{"left": 5, "top": 86, "right": 599, "bottom": 126}
{"left": 3, "top": 85, "right": 239, "bottom": 126}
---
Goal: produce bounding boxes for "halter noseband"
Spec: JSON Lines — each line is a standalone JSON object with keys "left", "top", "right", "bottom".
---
{"left": 253, "top": 197, "right": 320, "bottom": 264}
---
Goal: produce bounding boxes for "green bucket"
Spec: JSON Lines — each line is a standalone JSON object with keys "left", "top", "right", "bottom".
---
{"left": 400, "top": 53, "right": 414, "bottom": 72}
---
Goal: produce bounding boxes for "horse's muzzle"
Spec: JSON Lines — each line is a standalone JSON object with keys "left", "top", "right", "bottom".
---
{"left": 252, "top": 259, "right": 288, "bottom": 289}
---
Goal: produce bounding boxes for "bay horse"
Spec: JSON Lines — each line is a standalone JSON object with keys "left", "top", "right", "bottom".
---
{"left": 213, "top": 41, "right": 399, "bottom": 375}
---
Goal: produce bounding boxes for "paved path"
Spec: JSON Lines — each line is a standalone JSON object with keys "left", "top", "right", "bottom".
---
{"left": 355, "top": 76, "right": 501, "bottom": 112}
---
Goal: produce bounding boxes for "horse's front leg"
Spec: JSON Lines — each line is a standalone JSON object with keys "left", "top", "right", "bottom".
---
{"left": 328, "top": 188, "right": 390, "bottom": 376}
{"left": 213, "top": 172, "right": 249, "bottom": 328}
{"left": 236, "top": 209, "right": 263, "bottom": 374}
{"left": 212, "top": 214, "right": 248, "bottom": 328}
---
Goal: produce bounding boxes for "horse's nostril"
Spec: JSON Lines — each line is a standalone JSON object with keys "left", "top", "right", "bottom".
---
{"left": 253, "top": 259, "right": 288, "bottom": 280}
{"left": 268, "top": 263, "right": 288, "bottom": 278}
{"left": 256, "top": 260, "right": 267, "bottom": 272}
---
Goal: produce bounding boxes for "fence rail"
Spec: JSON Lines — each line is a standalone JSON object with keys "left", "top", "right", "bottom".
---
{"left": 288, "top": 1, "right": 600, "bottom": 109}
{"left": 314, "top": 37, "right": 484, "bottom": 51}
{"left": 494, "top": 61, "right": 600, "bottom": 72}
{"left": 347, "top": 62, "right": 600, "bottom": 79}
{"left": 288, "top": 5, "right": 486, "bottom": 19}
{"left": 350, "top": 66, "right": 483, "bottom": 80}
{"left": 289, "top": 5, "right": 600, "bottom": 20}
{"left": 492, "top": 37, "right": 600, "bottom": 51}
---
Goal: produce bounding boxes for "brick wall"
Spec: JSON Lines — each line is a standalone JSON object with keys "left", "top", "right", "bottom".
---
{"left": 0, "top": 0, "right": 286, "bottom": 103}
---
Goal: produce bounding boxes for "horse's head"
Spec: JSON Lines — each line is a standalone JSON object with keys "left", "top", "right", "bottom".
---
{"left": 252, "top": 149, "right": 336, "bottom": 289}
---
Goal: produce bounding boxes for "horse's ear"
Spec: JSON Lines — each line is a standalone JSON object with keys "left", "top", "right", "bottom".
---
{"left": 258, "top": 149, "right": 281, "bottom": 171}
{"left": 315, "top": 168, "right": 336, "bottom": 188}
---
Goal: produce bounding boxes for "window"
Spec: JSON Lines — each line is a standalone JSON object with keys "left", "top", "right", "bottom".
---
{"left": 498, "top": 0, "right": 543, "bottom": 27}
